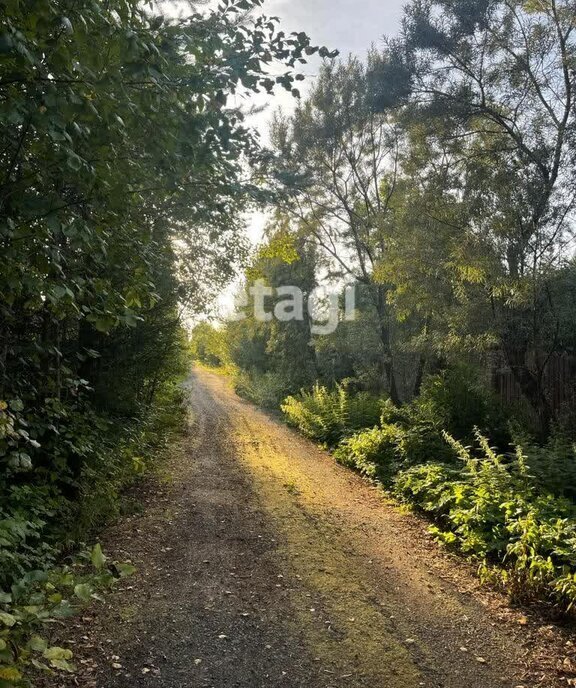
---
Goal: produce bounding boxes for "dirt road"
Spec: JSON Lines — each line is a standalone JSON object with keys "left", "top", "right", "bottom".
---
{"left": 66, "top": 368, "right": 547, "bottom": 687}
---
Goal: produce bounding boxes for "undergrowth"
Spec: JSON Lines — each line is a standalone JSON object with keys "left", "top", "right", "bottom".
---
{"left": 281, "top": 381, "right": 382, "bottom": 446}
{"left": 0, "top": 544, "right": 136, "bottom": 686}
{"left": 0, "top": 375, "right": 188, "bottom": 686}
{"left": 394, "top": 433, "right": 576, "bottom": 610}
{"left": 281, "top": 369, "right": 576, "bottom": 613}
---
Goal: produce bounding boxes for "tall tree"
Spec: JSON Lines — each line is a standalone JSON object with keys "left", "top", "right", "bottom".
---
{"left": 226, "top": 216, "right": 319, "bottom": 405}
{"left": 0, "top": 0, "right": 324, "bottom": 573}
{"left": 370, "top": 0, "right": 576, "bottom": 428}
{"left": 271, "top": 56, "right": 408, "bottom": 403}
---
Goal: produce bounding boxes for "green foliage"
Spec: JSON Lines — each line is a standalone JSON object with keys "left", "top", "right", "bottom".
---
{"left": 190, "top": 324, "right": 228, "bottom": 369}
{"left": 376, "top": 366, "right": 501, "bottom": 466}
{"left": 360, "top": 367, "right": 500, "bottom": 468}
{"left": 0, "top": 544, "right": 135, "bottom": 686}
{"left": 234, "top": 370, "right": 294, "bottom": 410}
{"left": 225, "top": 223, "right": 320, "bottom": 405}
{"left": 334, "top": 423, "right": 401, "bottom": 480}
{"left": 415, "top": 366, "right": 509, "bottom": 444}
{"left": 394, "top": 433, "right": 576, "bottom": 610}
{"left": 513, "top": 430, "right": 576, "bottom": 499}
{"left": 281, "top": 382, "right": 382, "bottom": 446}
{"left": 394, "top": 421, "right": 455, "bottom": 466}
{"left": 0, "top": 485, "right": 66, "bottom": 590}
{"left": 0, "top": 369, "right": 186, "bottom": 591}
{"left": 0, "top": 0, "right": 323, "bottom": 639}
{"left": 72, "top": 378, "right": 188, "bottom": 540}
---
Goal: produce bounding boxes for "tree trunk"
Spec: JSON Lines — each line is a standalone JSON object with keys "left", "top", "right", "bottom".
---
{"left": 375, "top": 287, "right": 401, "bottom": 405}
{"left": 384, "top": 354, "right": 401, "bottom": 405}
{"left": 412, "top": 353, "right": 427, "bottom": 398}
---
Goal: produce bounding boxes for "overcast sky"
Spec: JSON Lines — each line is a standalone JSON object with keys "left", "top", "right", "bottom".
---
{"left": 264, "top": 0, "right": 405, "bottom": 57}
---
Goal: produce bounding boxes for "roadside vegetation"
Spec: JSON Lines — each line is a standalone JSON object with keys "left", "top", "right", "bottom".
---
{"left": 284, "top": 375, "right": 576, "bottom": 612}
{"left": 191, "top": 0, "right": 576, "bottom": 614}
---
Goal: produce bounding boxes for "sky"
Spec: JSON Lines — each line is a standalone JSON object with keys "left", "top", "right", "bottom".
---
{"left": 263, "top": 0, "right": 404, "bottom": 57}
{"left": 246, "top": 0, "right": 406, "bottom": 140}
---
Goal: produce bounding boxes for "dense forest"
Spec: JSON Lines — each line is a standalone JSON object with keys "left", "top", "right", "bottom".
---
{"left": 192, "top": 0, "right": 576, "bottom": 614}
{"left": 2, "top": 0, "right": 576, "bottom": 684}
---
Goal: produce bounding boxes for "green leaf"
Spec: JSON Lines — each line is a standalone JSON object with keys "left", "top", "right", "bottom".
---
{"left": 43, "top": 646, "right": 73, "bottom": 661}
{"left": 91, "top": 543, "right": 106, "bottom": 570}
{"left": 116, "top": 562, "right": 137, "bottom": 578}
{"left": 50, "top": 658, "right": 76, "bottom": 672}
{"left": 29, "top": 635, "right": 48, "bottom": 652}
{"left": 0, "top": 612, "right": 16, "bottom": 627}
{"left": 74, "top": 583, "right": 93, "bottom": 602}
{"left": 0, "top": 667, "right": 22, "bottom": 681}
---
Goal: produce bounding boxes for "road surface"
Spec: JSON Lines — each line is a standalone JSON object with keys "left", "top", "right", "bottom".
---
{"left": 61, "top": 368, "right": 544, "bottom": 687}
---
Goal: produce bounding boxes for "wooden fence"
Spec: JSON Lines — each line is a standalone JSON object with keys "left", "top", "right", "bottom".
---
{"left": 492, "top": 352, "right": 576, "bottom": 412}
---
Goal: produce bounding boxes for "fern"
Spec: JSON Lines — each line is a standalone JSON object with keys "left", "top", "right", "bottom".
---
{"left": 281, "top": 383, "right": 381, "bottom": 446}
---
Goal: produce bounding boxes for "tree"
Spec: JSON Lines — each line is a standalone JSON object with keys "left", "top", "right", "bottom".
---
{"left": 0, "top": 0, "right": 324, "bottom": 578}
{"left": 225, "top": 216, "right": 319, "bottom": 406}
{"left": 369, "top": 0, "right": 576, "bottom": 429}
{"left": 271, "top": 56, "right": 410, "bottom": 403}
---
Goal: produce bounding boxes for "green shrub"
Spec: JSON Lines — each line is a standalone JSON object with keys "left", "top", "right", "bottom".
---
{"left": 0, "top": 544, "right": 135, "bottom": 685}
{"left": 395, "top": 419, "right": 458, "bottom": 466}
{"left": 393, "top": 431, "right": 576, "bottom": 610}
{"left": 281, "top": 382, "right": 382, "bottom": 446}
{"left": 0, "top": 485, "right": 68, "bottom": 590}
{"left": 334, "top": 424, "right": 402, "bottom": 480}
{"left": 514, "top": 430, "right": 576, "bottom": 499}
{"left": 393, "top": 462, "right": 461, "bottom": 515}
{"left": 382, "top": 366, "right": 510, "bottom": 451}
{"left": 415, "top": 365, "right": 510, "bottom": 445}
{"left": 379, "top": 397, "right": 415, "bottom": 426}
{"left": 235, "top": 370, "right": 293, "bottom": 409}
{"left": 378, "top": 366, "right": 501, "bottom": 466}
{"left": 0, "top": 376, "right": 186, "bottom": 593}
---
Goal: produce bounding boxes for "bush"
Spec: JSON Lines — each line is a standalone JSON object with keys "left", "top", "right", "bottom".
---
{"left": 393, "top": 462, "right": 461, "bottom": 515}
{"left": 395, "top": 418, "right": 457, "bottom": 466}
{"left": 281, "top": 382, "right": 382, "bottom": 446}
{"left": 514, "top": 430, "right": 576, "bottom": 499}
{"left": 334, "top": 424, "right": 401, "bottom": 480}
{"left": 235, "top": 370, "right": 293, "bottom": 409}
{"left": 0, "top": 484, "right": 68, "bottom": 590}
{"left": 0, "top": 544, "right": 136, "bottom": 685}
{"left": 379, "top": 398, "right": 458, "bottom": 466}
{"left": 414, "top": 365, "right": 510, "bottom": 445}
{"left": 0, "top": 375, "right": 186, "bottom": 592}
{"left": 393, "top": 432, "right": 576, "bottom": 610}
{"left": 380, "top": 365, "right": 510, "bottom": 454}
